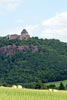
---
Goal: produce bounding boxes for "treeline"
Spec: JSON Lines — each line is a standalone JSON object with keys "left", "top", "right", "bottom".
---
{"left": 0, "top": 36, "right": 67, "bottom": 88}
{"left": 35, "top": 81, "right": 66, "bottom": 90}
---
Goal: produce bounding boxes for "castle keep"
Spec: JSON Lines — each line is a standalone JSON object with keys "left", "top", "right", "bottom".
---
{"left": 9, "top": 29, "right": 30, "bottom": 40}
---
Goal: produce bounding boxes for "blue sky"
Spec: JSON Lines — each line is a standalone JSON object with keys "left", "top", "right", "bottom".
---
{"left": 0, "top": 0, "right": 67, "bottom": 42}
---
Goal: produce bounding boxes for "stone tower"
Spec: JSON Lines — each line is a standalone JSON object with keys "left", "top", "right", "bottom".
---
{"left": 19, "top": 29, "right": 30, "bottom": 40}
{"left": 21, "top": 29, "right": 28, "bottom": 35}
{"left": 9, "top": 29, "right": 30, "bottom": 40}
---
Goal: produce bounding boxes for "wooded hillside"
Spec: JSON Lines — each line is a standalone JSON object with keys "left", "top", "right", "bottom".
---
{"left": 0, "top": 36, "right": 67, "bottom": 88}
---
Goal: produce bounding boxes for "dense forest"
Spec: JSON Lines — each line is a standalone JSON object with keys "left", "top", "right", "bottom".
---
{"left": 0, "top": 36, "right": 67, "bottom": 88}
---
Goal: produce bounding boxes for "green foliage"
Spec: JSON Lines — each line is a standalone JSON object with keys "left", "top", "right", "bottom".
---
{"left": 59, "top": 82, "right": 65, "bottom": 90}
{"left": 35, "top": 80, "right": 44, "bottom": 89}
{"left": 47, "top": 84, "right": 56, "bottom": 89}
{"left": 0, "top": 36, "right": 67, "bottom": 88}
{"left": 45, "top": 80, "right": 67, "bottom": 87}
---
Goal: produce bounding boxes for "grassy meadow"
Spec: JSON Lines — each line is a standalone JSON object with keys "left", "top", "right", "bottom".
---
{"left": 0, "top": 87, "right": 67, "bottom": 100}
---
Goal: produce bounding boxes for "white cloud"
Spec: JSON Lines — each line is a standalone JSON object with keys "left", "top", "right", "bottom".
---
{"left": 0, "top": 25, "right": 39, "bottom": 37}
{"left": 0, "top": 26, "right": 23, "bottom": 36}
{"left": 0, "top": 0, "right": 22, "bottom": 12}
{"left": 41, "top": 12, "right": 67, "bottom": 41}
{"left": 1, "top": 12, "right": 67, "bottom": 42}
{"left": 7, "top": 26, "right": 23, "bottom": 35}
{"left": 26, "top": 25, "right": 39, "bottom": 36}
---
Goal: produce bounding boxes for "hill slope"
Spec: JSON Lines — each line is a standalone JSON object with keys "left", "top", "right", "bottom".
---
{"left": 0, "top": 36, "right": 67, "bottom": 88}
{"left": 45, "top": 80, "right": 67, "bottom": 87}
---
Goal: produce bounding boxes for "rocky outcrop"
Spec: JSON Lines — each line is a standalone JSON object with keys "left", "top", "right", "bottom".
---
{"left": 0, "top": 45, "right": 38, "bottom": 56}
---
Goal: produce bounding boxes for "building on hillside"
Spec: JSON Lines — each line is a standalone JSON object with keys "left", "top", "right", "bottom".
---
{"left": 9, "top": 34, "right": 19, "bottom": 40}
{"left": 19, "top": 29, "right": 30, "bottom": 40}
{"left": 9, "top": 29, "right": 30, "bottom": 40}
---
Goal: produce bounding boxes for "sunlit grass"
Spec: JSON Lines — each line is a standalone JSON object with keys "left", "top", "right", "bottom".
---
{"left": 0, "top": 87, "right": 67, "bottom": 100}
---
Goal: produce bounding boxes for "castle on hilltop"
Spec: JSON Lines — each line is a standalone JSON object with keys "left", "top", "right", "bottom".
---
{"left": 9, "top": 29, "right": 30, "bottom": 40}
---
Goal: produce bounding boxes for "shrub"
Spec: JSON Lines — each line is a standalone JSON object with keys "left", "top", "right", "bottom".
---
{"left": 59, "top": 82, "right": 65, "bottom": 90}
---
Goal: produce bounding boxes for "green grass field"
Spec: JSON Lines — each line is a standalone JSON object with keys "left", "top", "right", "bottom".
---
{"left": 0, "top": 87, "right": 67, "bottom": 100}
{"left": 45, "top": 80, "right": 67, "bottom": 87}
